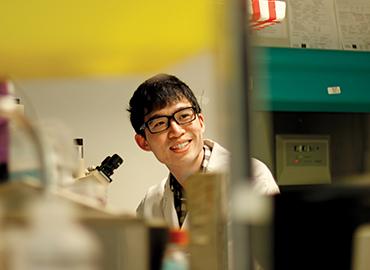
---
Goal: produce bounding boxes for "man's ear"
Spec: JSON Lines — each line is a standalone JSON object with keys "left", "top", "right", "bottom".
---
{"left": 198, "top": 113, "right": 205, "bottom": 132}
{"left": 135, "top": 134, "right": 151, "bottom": 151}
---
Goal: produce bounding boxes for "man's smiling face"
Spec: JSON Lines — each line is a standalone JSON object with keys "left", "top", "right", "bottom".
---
{"left": 137, "top": 98, "right": 205, "bottom": 170}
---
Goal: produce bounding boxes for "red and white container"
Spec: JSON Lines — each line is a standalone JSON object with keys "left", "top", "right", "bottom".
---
{"left": 248, "top": 0, "right": 286, "bottom": 30}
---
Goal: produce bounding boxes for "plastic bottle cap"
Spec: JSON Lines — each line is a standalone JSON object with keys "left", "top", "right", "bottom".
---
{"left": 169, "top": 229, "right": 188, "bottom": 245}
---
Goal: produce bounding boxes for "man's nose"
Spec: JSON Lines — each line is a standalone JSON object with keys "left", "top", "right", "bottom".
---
{"left": 168, "top": 119, "right": 185, "bottom": 136}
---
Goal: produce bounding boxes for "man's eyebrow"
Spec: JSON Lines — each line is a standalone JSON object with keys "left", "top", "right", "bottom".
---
{"left": 146, "top": 112, "right": 166, "bottom": 120}
{"left": 147, "top": 106, "right": 190, "bottom": 120}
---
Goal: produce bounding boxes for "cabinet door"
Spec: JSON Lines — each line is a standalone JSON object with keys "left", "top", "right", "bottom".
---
{"left": 254, "top": 47, "right": 370, "bottom": 112}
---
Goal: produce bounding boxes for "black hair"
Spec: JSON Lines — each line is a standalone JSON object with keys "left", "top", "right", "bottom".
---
{"left": 127, "top": 74, "right": 201, "bottom": 135}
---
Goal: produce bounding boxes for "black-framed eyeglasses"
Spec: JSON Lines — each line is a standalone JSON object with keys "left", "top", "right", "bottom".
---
{"left": 140, "top": 106, "right": 197, "bottom": 134}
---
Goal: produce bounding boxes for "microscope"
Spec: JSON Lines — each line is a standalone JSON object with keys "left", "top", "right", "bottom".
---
{"left": 79, "top": 154, "right": 123, "bottom": 184}
{"left": 69, "top": 138, "right": 124, "bottom": 206}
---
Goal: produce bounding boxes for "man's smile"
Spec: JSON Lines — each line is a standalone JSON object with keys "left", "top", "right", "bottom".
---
{"left": 170, "top": 140, "right": 191, "bottom": 151}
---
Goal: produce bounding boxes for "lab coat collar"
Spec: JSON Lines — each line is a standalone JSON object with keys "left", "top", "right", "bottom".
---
{"left": 163, "top": 175, "right": 189, "bottom": 229}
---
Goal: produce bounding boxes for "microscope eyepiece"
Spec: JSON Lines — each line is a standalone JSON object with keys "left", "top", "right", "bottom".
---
{"left": 96, "top": 154, "right": 123, "bottom": 181}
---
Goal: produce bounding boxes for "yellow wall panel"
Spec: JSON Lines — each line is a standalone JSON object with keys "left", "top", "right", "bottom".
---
{"left": 0, "top": 0, "right": 216, "bottom": 78}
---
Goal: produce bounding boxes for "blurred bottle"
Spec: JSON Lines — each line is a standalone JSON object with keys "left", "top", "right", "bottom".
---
{"left": 9, "top": 196, "right": 101, "bottom": 270}
{"left": 161, "top": 229, "right": 189, "bottom": 270}
{"left": 0, "top": 80, "right": 12, "bottom": 183}
{"left": 73, "top": 138, "right": 86, "bottom": 179}
{"left": 1, "top": 81, "right": 27, "bottom": 183}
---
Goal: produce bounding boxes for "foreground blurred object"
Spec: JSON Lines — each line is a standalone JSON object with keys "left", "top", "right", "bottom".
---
{"left": 0, "top": 182, "right": 149, "bottom": 270}
{"left": 0, "top": 80, "right": 11, "bottom": 183}
{"left": 248, "top": 0, "right": 286, "bottom": 30}
{"left": 274, "top": 184, "right": 370, "bottom": 270}
{"left": 0, "top": 88, "right": 148, "bottom": 270}
{"left": 0, "top": 80, "right": 22, "bottom": 183}
{"left": 6, "top": 196, "right": 102, "bottom": 270}
{"left": 0, "top": 91, "right": 50, "bottom": 187}
{"left": 160, "top": 229, "right": 189, "bottom": 270}
{"left": 352, "top": 224, "right": 370, "bottom": 270}
{"left": 185, "top": 173, "right": 229, "bottom": 270}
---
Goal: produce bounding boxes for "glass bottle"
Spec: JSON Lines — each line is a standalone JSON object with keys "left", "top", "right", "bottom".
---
{"left": 161, "top": 229, "right": 189, "bottom": 270}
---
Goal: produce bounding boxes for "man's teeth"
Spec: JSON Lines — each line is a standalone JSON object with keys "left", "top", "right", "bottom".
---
{"left": 173, "top": 142, "right": 189, "bottom": 150}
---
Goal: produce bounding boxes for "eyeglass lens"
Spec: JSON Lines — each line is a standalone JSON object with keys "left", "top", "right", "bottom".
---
{"left": 147, "top": 107, "right": 196, "bottom": 133}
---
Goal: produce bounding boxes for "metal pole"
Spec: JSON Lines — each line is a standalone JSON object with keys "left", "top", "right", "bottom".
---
{"left": 224, "top": 0, "right": 254, "bottom": 269}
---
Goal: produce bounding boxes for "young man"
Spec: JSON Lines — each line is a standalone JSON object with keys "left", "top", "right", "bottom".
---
{"left": 128, "top": 74, "right": 279, "bottom": 228}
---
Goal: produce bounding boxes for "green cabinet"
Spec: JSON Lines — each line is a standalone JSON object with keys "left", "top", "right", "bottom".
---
{"left": 254, "top": 47, "right": 370, "bottom": 112}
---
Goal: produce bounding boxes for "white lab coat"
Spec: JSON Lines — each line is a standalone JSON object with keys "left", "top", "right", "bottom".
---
{"left": 136, "top": 139, "right": 279, "bottom": 228}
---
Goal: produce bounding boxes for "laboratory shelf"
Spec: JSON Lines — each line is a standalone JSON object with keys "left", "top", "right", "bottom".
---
{"left": 253, "top": 47, "right": 370, "bottom": 112}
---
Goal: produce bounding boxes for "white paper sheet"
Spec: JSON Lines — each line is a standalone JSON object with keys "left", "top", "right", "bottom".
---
{"left": 335, "top": 0, "right": 370, "bottom": 51}
{"left": 287, "top": 0, "right": 340, "bottom": 49}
